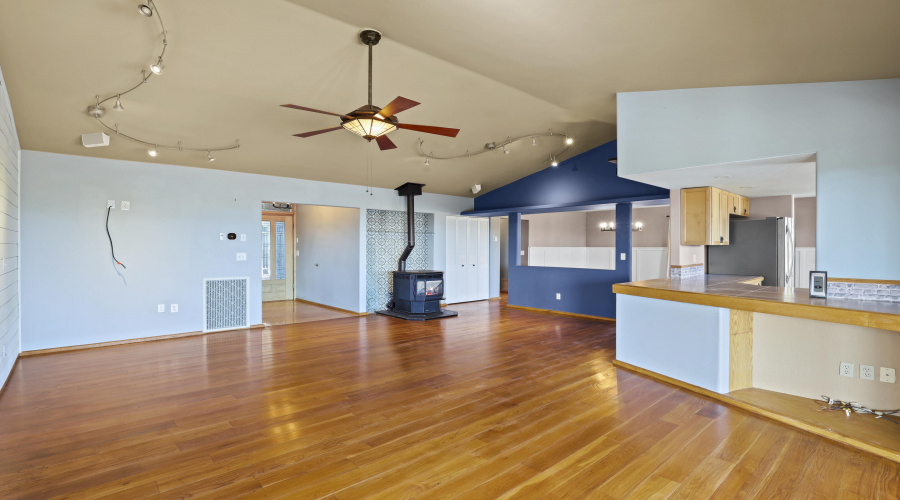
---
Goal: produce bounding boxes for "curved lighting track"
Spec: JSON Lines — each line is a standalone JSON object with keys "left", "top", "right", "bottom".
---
{"left": 417, "top": 130, "right": 574, "bottom": 167}
{"left": 86, "top": 0, "right": 239, "bottom": 157}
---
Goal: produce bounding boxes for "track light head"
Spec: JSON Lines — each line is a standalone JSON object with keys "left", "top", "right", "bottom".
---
{"left": 138, "top": 3, "right": 153, "bottom": 17}
{"left": 550, "top": 156, "right": 558, "bottom": 167}
{"left": 148, "top": 146, "right": 158, "bottom": 157}
{"left": 565, "top": 136, "right": 574, "bottom": 145}
{"left": 113, "top": 95, "right": 124, "bottom": 111}
{"left": 207, "top": 151, "right": 215, "bottom": 162}
{"left": 150, "top": 58, "right": 164, "bottom": 75}
{"left": 502, "top": 145, "right": 509, "bottom": 155}
{"left": 424, "top": 157, "right": 429, "bottom": 165}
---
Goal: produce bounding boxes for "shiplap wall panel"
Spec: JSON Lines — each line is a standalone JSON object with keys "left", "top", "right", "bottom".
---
{"left": 0, "top": 67, "right": 21, "bottom": 388}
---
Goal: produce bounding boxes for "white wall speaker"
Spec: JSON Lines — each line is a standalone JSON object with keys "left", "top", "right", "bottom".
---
{"left": 82, "top": 132, "right": 110, "bottom": 148}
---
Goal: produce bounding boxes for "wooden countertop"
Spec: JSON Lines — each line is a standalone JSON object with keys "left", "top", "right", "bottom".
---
{"left": 613, "top": 275, "right": 900, "bottom": 332}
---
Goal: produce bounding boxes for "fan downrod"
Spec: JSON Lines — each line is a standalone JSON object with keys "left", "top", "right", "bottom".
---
{"left": 359, "top": 29, "right": 382, "bottom": 46}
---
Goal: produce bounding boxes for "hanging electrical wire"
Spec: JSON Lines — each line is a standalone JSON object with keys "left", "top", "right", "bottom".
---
{"left": 106, "top": 206, "right": 126, "bottom": 269}
{"left": 817, "top": 395, "right": 899, "bottom": 423}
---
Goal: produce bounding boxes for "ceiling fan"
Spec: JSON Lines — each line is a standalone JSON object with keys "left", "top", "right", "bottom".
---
{"left": 281, "top": 29, "right": 460, "bottom": 151}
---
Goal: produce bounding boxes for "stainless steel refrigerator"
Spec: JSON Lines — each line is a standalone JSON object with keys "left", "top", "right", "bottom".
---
{"left": 707, "top": 217, "right": 795, "bottom": 287}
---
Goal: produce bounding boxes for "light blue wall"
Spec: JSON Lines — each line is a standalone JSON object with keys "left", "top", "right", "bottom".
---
{"left": 294, "top": 205, "right": 360, "bottom": 312}
{"left": 0, "top": 65, "right": 21, "bottom": 388}
{"left": 617, "top": 295, "right": 730, "bottom": 393}
{"left": 20, "top": 151, "right": 472, "bottom": 351}
{"left": 618, "top": 78, "right": 900, "bottom": 280}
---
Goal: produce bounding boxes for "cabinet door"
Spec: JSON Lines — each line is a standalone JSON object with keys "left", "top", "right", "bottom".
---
{"left": 466, "top": 219, "right": 479, "bottom": 301}
{"left": 719, "top": 191, "right": 730, "bottom": 244}
{"left": 456, "top": 218, "right": 468, "bottom": 301}
{"left": 477, "top": 219, "right": 490, "bottom": 300}
{"left": 740, "top": 196, "right": 750, "bottom": 217}
{"left": 709, "top": 188, "right": 723, "bottom": 245}
{"left": 728, "top": 192, "right": 740, "bottom": 215}
{"left": 681, "top": 188, "right": 710, "bottom": 245}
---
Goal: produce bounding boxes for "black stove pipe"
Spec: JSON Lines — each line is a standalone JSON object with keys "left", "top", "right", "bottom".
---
{"left": 394, "top": 183, "right": 425, "bottom": 272}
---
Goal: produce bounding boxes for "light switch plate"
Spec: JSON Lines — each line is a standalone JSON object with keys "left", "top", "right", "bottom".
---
{"left": 121, "top": 201, "right": 130, "bottom": 211}
{"left": 521, "top": 250, "right": 525, "bottom": 256}
{"left": 219, "top": 233, "right": 225, "bottom": 241}
{"left": 620, "top": 253, "right": 626, "bottom": 261}
{"left": 881, "top": 367, "right": 896, "bottom": 383}
{"left": 157, "top": 304, "right": 165, "bottom": 313}
{"left": 240, "top": 234, "right": 246, "bottom": 242}
{"left": 170, "top": 304, "right": 178, "bottom": 313}
{"left": 236, "top": 252, "right": 247, "bottom": 261}
{"left": 861, "top": 364, "right": 875, "bottom": 381}
{"left": 556, "top": 293, "right": 561, "bottom": 300}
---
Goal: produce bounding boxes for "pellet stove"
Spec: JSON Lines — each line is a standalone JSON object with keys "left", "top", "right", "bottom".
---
{"left": 376, "top": 183, "right": 458, "bottom": 321}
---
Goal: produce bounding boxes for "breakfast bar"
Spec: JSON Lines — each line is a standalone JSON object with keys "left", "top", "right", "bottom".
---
{"left": 613, "top": 275, "right": 900, "bottom": 462}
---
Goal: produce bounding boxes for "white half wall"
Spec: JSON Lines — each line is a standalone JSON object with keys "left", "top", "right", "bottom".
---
{"left": 294, "top": 205, "right": 360, "bottom": 312}
{"left": 20, "top": 151, "right": 472, "bottom": 351}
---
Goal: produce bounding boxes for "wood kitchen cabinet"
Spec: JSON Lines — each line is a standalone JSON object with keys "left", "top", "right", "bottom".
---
{"left": 681, "top": 187, "right": 748, "bottom": 245}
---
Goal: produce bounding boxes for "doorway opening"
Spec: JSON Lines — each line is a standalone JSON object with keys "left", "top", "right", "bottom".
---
{"left": 261, "top": 202, "right": 362, "bottom": 326}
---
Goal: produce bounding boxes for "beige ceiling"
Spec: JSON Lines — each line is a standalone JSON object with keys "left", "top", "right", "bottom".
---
{"left": 1, "top": 0, "right": 898, "bottom": 197}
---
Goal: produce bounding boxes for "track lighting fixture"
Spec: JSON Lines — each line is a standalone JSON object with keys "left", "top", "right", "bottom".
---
{"left": 502, "top": 145, "right": 509, "bottom": 155}
{"left": 418, "top": 129, "right": 574, "bottom": 170}
{"left": 565, "top": 136, "right": 574, "bottom": 145}
{"left": 424, "top": 157, "right": 430, "bottom": 165}
{"left": 532, "top": 136, "right": 536, "bottom": 146}
{"left": 86, "top": 0, "right": 239, "bottom": 157}
{"left": 149, "top": 57, "right": 164, "bottom": 75}
{"left": 550, "top": 156, "right": 558, "bottom": 167}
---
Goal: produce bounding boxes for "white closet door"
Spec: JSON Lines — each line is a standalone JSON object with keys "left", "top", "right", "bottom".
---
{"left": 477, "top": 218, "right": 490, "bottom": 300}
{"left": 456, "top": 217, "right": 469, "bottom": 302}
{"left": 466, "top": 219, "right": 479, "bottom": 301}
{"left": 445, "top": 217, "right": 458, "bottom": 303}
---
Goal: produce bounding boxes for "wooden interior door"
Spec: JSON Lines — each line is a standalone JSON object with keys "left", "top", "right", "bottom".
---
{"left": 261, "top": 214, "right": 295, "bottom": 302}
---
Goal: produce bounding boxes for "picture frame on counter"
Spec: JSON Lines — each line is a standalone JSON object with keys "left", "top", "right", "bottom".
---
{"left": 809, "top": 271, "right": 828, "bottom": 298}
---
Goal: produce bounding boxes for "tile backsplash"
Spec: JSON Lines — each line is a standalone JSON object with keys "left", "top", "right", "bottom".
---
{"left": 827, "top": 281, "right": 900, "bottom": 302}
{"left": 670, "top": 265, "right": 704, "bottom": 279}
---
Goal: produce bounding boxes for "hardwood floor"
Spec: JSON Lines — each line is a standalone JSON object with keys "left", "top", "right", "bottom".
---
{"left": 262, "top": 299, "right": 357, "bottom": 326}
{"left": 1, "top": 298, "right": 898, "bottom": 498}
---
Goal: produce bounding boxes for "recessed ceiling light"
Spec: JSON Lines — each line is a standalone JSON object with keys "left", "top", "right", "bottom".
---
{"left": 740, "top": 186, "right": 755, "bottom": 189}
{"left": 714, "top": 175, "right": 731, "bottom": 179}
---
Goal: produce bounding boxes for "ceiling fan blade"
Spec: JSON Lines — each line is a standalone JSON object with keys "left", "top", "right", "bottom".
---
{"left": 378, "top": 96, "right": 420, "bottom": 118}
{"left": 375, "top": 135, "right": 398, "bottom": 151}
{"left": 293, "top": 126, "right": 343, "bottom": 138}
{"left": 281, "top": 104, "right": 349, "bottom": 118}
{"left": 397, "top": 123, "right": 460, "bottom": 138}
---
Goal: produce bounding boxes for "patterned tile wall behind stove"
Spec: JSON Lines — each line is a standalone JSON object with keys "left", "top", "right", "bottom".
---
{"left": 366, "top": 209, "right": 434, "bottom": 312}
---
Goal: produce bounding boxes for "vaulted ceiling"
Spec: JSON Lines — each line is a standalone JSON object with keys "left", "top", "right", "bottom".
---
{"left": 1, "top": 0, "right": 898, "bottom": 196}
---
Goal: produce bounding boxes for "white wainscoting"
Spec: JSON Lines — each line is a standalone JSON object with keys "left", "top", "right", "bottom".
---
{"left": 794, "top": 247, "right": 816, "bottom": 288}
{"left": 529, "top": 247, "right": 615, "bottom": 270}
{"left": 527, "top": 247, "right": 669, "bottom": 282}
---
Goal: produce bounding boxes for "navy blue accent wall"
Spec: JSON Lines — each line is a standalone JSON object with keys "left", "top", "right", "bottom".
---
{"left": 481, "top": 140, "right": 667, "bottom": 319}
{"left": 508, "top": 204, "right": 632, "bottom": 319}
{"left": 474, "top": 140, "right": 668, "bottom": 212}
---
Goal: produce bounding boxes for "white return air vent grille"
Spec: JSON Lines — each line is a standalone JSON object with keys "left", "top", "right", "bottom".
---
{"left": 203, "top": 277, "right": 249, "bottom": 332}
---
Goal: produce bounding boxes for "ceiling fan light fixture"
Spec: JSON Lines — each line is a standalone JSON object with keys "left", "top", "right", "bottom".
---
{"left": 341, "top": 116, "right": 397, "bottom": 140}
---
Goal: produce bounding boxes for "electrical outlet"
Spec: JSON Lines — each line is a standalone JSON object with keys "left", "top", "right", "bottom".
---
{"left": 236, "top": 252, "right": 247, "bottom": 261}
{"left": 157, "top": 304, "right": 165, "bottom": 313}
{"left": 556, "top": 293, "right": 561, "bottom": 300}
{"left": 860, "top": 364, "right": 875, "bottom": 381}
{"left": 107, "top": 200, "right": 115, "bottom": 209}
{"left": 521, "top": 250, "right": 525, "bottom": 256}
{"left": 121, "top": 201, "right": 130, "bottom": 211}
{"left": 170, "top": 304, "right": 178, "bottom": 313}
{"left": 840, "top": 362, "right": 855, "bottom": 378}
{"left": 881, "top": 367, "right": 896, "bottom": 384}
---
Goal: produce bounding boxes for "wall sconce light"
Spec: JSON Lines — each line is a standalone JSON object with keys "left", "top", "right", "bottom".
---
{"left": 599, "top": 221, "right": 616, "bottom": 232}
{"left": 633, "top": 222, "right": 643, "bottom": 232}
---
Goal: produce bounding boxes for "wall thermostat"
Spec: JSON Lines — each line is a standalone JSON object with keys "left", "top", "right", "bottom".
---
{"left": 227, "top": 233, "right": 237, "bottom": 240}
{"left": 809, "top": 271, "right": 827, "bottom": 298}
